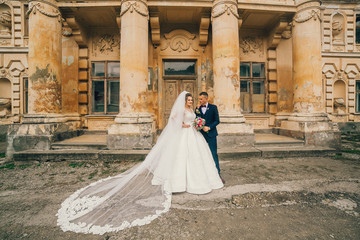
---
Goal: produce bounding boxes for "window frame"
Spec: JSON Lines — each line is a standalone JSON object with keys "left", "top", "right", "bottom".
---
{"left": 356, "top": 14, "right": 360, "bottom": 45}
{"left": 22, "top": 3, "right": 29, "bottom": 38}
{"left": 356, "top": 80, "right": 360, "bottom": 113}
{"left": 22, "top": 76, "right": 28, "bottom": 114}
{"left": 90, "top": 61, "right": 120, "bottom": 115}
{"left": 240, "top": 61, "right": 267, "bottom": 113}
{"left": 162, "top": 59, "right": 197, "bottom": 80}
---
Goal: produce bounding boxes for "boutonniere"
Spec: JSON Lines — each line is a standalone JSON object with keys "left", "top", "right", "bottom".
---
{"left": 195, "top": 108, "right": 200, "bottom": 114}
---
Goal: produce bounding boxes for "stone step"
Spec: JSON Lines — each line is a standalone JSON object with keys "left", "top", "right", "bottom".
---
{"left": 51, "top": 143, "right": 107, "bottom": 150}
{"left": 81, "top": 130, "right": 108, "bottom": 135}
{"left": 255, "top": 133, "right": 304, "bottom": 147}
{"left": 255, "top": 146, "right": 337, "bottom": 158}
{"left": 51, "top": 134, "right": 107, "bottom": 150}
{"left": 254, "top": 128, "right": 273, "bottom": 134}
{"left": 13, "top": 146, "right": 337, "bottom": 162}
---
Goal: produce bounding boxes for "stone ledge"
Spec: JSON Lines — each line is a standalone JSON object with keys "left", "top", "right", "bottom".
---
{"left": 12, "top": 146, "right": 337, "bottom": 162}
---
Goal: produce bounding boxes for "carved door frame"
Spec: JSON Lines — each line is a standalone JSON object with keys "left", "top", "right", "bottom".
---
{"left": 158, "top": 57, "right": 201, "bottom": 129}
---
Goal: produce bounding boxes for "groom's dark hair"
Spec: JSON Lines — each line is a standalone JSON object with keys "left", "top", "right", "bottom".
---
{"left": 199, "top": 92, "right": 208, "bottom": 97}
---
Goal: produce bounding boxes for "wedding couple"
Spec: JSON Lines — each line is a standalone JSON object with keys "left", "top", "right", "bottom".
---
{"left": 57, "top": 91, "right": 224, "bottom": 235}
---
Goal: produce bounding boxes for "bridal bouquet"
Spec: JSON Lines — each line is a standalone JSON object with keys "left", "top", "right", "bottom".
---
{"left": 194, "top": 117, "right": 206, "bottom": 131}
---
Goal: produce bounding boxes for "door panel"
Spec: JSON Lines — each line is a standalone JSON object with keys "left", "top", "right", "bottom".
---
{"left": 163, "top": 79, "right": 196, "bottom": 126}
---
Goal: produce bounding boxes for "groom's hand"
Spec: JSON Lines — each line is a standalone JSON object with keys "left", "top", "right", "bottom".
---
{"left": 203, "top": 126, "right": 210, "bottom": 132}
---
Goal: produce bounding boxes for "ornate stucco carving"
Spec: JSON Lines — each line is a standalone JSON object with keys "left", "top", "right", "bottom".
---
{"left": 0, "top": 38, "right": 10, "bottom": 45}
{"left": 331, "top": 12, "right": 345, "bottom": 45}
{"left": 294, "top": 9, "right": 321, "bottom": 24}
{"left": 150, "top": 16, "right": 160, "bottom": 46}
{"left": 66, "top": 17, "right": 87, "bottom": 47}
{"left": 212, "top": 0, "right": 239, "bottom": 20}
{"left": 199, "top": 17, "right": 210, "bottom": 46}
{"left": 27, "top": 1, "right": 62, "bottom": 22}
{"left": 240, "top": 36, "right": 263, "bottom": 54}
{"left": 0, "top": 68, "right": 12, "bottom": 78}
{"left": 62, "top": 20, "right": 72, "bottom": 37}
{"left": 268, "top": 20, "right": 289, "bottom": 48}
{"left": 93, "top": 34, "right": 120, "bottom": 54}
{"left": 120, "top": 0, "right": 148, "bottom": 18}
{"left": 160, "top": 29, "right": 198, "bottom": 53}
{"left": 0, "top": 5, "right": 11, "bottom": 37}
{"left": 281, "top": 24, "right": 292, "bottom": 39}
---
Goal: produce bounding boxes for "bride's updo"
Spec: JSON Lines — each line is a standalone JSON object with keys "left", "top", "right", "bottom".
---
{"left": 185, "top": 93, "right": 192, "bottom": 101}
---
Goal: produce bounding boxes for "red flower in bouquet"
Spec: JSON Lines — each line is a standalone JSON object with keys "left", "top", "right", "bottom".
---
{"left": 194, "top": 117, "right": 206, "bottom": 131}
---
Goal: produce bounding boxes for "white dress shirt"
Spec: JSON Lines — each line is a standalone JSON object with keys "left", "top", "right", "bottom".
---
{"left": 201, "top": 102, "right": 208, "bottom": 115}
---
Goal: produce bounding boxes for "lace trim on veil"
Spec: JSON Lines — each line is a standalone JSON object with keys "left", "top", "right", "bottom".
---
{"left": 57, "top": 174, "right": 172, "bottom": 235}
{"left": 56, "top": 91, "right": 189, "bottom": 235}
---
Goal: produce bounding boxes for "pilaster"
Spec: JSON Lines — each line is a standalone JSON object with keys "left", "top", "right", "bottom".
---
{"left": 212, "top": 0, "right": 254, "bottom": 148}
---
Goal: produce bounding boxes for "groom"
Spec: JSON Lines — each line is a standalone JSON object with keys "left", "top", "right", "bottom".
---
{"left": 195, "top": 92, "right": 224, "bottom": 183}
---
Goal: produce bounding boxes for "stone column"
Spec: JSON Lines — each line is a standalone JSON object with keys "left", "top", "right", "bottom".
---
{"left": 211, "top": 0, "right": 253, "bottom": 148}
{"left": 107, "top": 0, "right": 154, "bottom": 149}
{"left": 6, "top": 1, "right": 80, "bottom": 158}
{"left": 280, "top": 0, "right": 340, "bottom": 148}
{"left": 27, "top": 0, "right": 62, "bottom": 119}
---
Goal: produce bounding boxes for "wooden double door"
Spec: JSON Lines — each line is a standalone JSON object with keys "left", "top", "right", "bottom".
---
{"left": 163, "top": 79, "right": 197, "bottom": 125}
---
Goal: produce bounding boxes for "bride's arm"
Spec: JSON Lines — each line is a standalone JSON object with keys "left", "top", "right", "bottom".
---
{"left": 182, "top": 111, "right": 190, "bottom": 128}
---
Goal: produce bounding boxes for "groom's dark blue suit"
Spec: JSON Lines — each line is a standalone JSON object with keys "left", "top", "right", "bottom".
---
{"left": 195, "top": 103, "right": 221, "bottom": 175}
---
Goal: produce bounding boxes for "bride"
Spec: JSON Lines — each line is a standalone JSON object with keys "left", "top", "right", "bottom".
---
{"left": 57, "top": 91, "right": 223, "bottom": 235}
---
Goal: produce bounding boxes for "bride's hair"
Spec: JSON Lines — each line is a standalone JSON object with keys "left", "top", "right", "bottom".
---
{"left": 185, "top": 93, "right": 192, "bottom": 101}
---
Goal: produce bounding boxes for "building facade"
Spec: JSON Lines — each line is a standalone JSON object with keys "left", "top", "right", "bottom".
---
{"left": 0, "top": 0, "right": 359, "bottom": 156}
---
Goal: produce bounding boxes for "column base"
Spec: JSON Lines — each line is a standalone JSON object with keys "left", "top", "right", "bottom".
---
{"left": 217, "top": 113, "right": 255, "bottom": 148}
{"left": 107, "top": 113, "right": 155, "bottom": 150}
{"left": 280, "top": 113, "right": 341, "bottom": 149}
{"left": 6, "top": 114, "right": 81, "bottom": 158}
{"left": 275, "top": 112, "right": 291, "bottom": 127}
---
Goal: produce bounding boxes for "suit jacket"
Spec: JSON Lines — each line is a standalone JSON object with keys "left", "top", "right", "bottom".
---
{"left": 195, "top": 103, "right": 220, "bottom": 138}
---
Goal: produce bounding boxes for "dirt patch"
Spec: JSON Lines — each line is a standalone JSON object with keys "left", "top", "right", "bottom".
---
{"left": 0, "top": 155, "right": 359, "bottom": 239}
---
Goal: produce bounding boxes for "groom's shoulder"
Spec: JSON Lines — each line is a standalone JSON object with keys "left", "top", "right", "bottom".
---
{"left": 208, "top": 103, "right": 218, "bottom": 109}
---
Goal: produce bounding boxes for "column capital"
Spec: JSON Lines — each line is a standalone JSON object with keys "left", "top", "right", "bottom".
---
{"left": 212, "top": 0, "right": 239, "bottom": 20}
{"left": 27, "top": 0, "right": 62, "bottom": 22}
{"left": 120, "top": 0, "right": 149, "bottom": 19}
{"left": 293, "top": 0, "right": 321, "bottom": 24}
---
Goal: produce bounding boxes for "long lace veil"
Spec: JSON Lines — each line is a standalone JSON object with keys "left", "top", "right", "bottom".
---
{"left": 57, "top": 91, "right": 189, "bottom": 235}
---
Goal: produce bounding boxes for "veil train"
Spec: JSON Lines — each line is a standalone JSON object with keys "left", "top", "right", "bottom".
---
{"left": 57, "top": 91, "right": 189, "bottom": 235}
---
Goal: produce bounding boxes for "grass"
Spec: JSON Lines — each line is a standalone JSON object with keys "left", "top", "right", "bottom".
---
{"left": 68, "top": 162, "right": 86, "bottom": 168}
{"left": 18, "top": 164, "right": 32, "bottom": 169}
{"left": 88, "top": 170, "right": 98, "bottom": 179}
{"left": 341, "top": 149, "right": 360, "bottom": 155}
{"left": 0, "top": 153, "right": 5, "bottom": 158}
{"left": 0, "top": 163, "right": 15, "bottom": 169}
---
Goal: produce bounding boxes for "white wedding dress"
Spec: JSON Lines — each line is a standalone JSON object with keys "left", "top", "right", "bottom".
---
{"left": 57, "top": 91, "right": 223, "bottom": 235}
{"left": 152, "top": 109, "right": 223, "bottom": 194}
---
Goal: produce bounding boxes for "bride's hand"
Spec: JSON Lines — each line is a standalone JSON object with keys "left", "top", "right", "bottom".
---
{"left": 182, "top": 123, "right": 190, "bottom": 128}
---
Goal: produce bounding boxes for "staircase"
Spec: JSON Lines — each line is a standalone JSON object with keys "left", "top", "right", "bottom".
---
{"left": 51, "top": 131, "right": 107, "bottom": 150}
{"left": 12, "top": 130, "right": 337, "bottom": 161}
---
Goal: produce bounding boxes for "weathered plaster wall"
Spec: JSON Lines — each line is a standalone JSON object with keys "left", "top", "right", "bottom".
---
{"left": 28, "top": 1, "right": 62, "bottom": 114}
{"left": 276, "top": 37, "right": 293, "bottom": 113}
{"left": 62, "top": 36, "right": 79, "bottom": 113}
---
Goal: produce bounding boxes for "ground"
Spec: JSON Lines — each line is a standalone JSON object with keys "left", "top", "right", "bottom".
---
{"left": 0, "top": 139, "right": 359, "bottom": 240}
